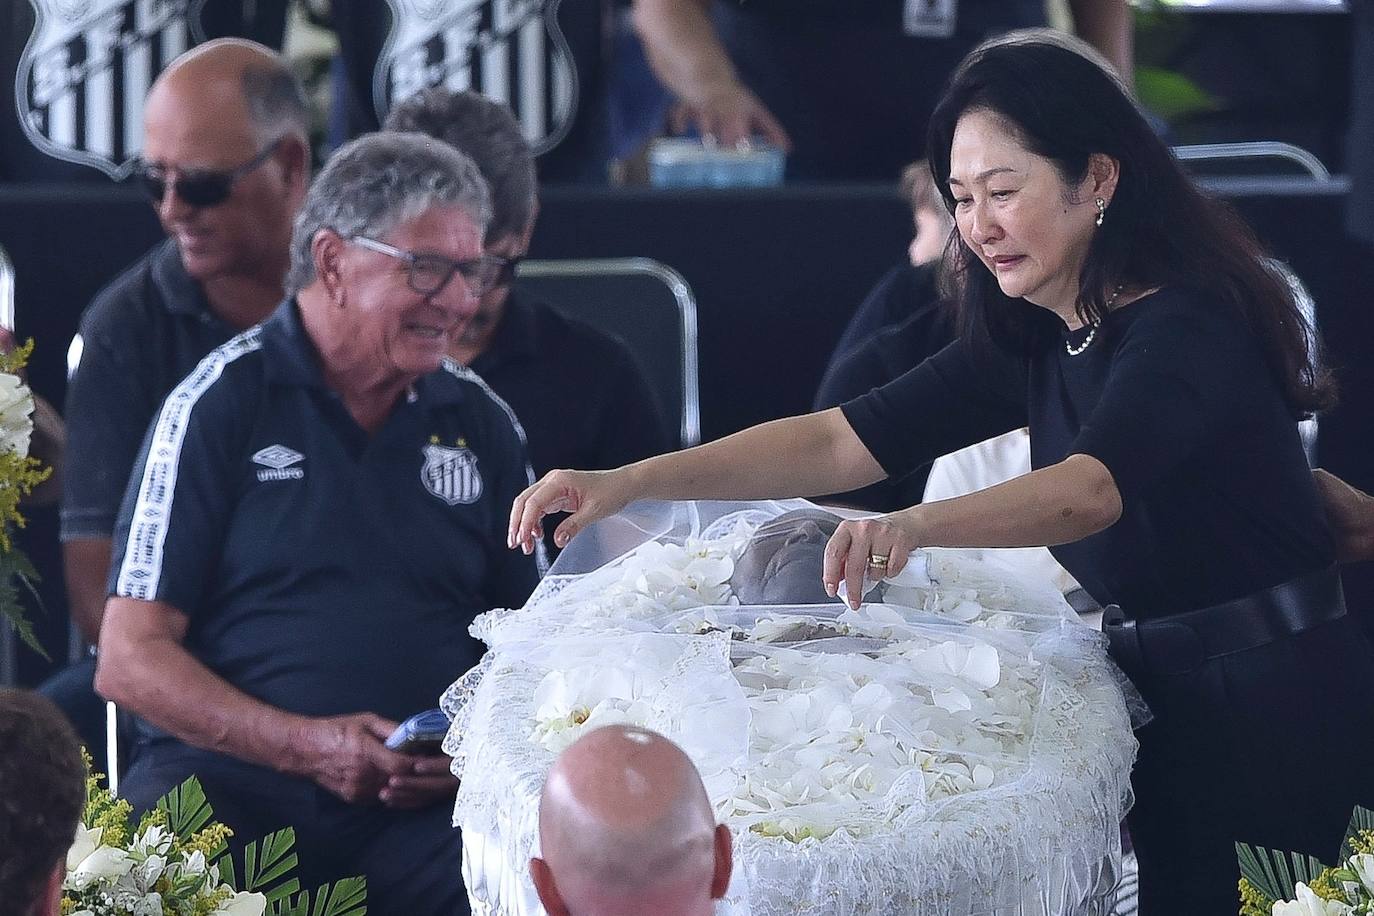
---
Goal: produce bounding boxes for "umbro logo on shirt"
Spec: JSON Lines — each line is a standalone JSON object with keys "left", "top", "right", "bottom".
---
{"left": 252, "top": 445, "right": 305, "bottom": 482}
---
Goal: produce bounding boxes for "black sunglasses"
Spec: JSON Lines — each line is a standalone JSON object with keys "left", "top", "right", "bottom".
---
{"left": 135, "top": 138, "right": 283, "bottom": 208}
{"left": 349, "top": 236, "right": 510, "bottom": 298}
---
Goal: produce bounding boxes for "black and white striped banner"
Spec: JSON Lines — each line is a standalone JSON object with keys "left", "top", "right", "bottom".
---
{"left": 374, "top": 0, "right": 577, "bottom": 157}
{"left": 16, "top": 0, "right": 205, "bottom": 177}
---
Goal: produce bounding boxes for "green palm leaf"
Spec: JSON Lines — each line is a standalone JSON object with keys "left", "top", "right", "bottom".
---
{"left": 156, "top": 776, "right": 214, "bottom": 838}
{"left": 269, "top": 878, "right": 366, "bottom": 916}
{"left": 243, "top": 828, "right": 301, "bottom": 902}
{"left": 1237, "top": 841, "right": 1327, "bottom": 902}
{"left": 311, "top": 878, "right": 367, "bottom": 916}
{"left": 1341, "top": 805, "right": 1374, "bottom": 861}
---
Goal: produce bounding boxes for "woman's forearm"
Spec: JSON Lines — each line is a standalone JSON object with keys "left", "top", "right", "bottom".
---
{"left": 624, "top": 408, "right": 885, "bottom": 502}
{"left": 899, "top": 453, "right": 1122, "bottom": 548}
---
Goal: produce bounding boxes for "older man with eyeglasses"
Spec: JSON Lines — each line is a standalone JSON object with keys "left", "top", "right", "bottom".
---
{"left": 59, "top": 38, "right": 310, "bottom": 682}
{"left": 95, "top": 131, "right": 544, "bottom": 915}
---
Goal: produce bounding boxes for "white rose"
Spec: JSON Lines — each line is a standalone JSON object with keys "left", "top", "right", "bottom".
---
{"left": 1350, "top": 853, "right": 1374, "bottom": 895}
{"left": 69, "top": 845, "right": 134, "bottom": 889}
{"left": 66, "top": 824, "right": 104, "bottom": 871}
{"left": 1272, "top": 883, "right": 1354, "bottom": 916}
{"left": 0, "top": 372, "right": 33, "bottom": 457}
{"left": 212, "top": 890, "right": 268, "bottom": 916}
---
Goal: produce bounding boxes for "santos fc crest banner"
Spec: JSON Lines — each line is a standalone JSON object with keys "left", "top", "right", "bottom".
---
{"left": 375, "top": 0, "right": 576, "bottom": 157}
{"left": 17, "top": 0, "right": 206, "bottom": 177}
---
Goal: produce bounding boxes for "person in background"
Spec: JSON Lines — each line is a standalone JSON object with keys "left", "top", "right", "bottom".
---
{"left": 813, "top": 161, "right": 957, "bottom": 511}
{"left": 531, "top": 724, "right": 733, "bottom": 916}
{"left": 0, "top": 689, "right": 85, "bottom": 916}
{"left": 385, "top": 88, "right": 672, "bottom": 556}
{"left": 631, "top": 0, "right": 1132, "bottom": 181}
{"left": 49, "top": 37, "right": 310, "bottom": 768}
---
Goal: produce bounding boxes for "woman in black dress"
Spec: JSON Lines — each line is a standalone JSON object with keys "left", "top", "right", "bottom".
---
{"left": 509, "top": 31, "right": 1374, "bottom": 912}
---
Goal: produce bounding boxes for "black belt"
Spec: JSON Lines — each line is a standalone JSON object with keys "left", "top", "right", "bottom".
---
{"left": 1102, "top": 565, "right": 1346, "bottom": 678}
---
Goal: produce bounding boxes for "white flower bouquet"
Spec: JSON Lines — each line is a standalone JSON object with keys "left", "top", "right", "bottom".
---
{"left": 0, "top": 340, "right": 52, "bottom": 657}
{"left": 64, "top": 759, "right": 366, "bottom": 916}
{"left": 1239, "top": 806, "right": 1374, "bottom": 915}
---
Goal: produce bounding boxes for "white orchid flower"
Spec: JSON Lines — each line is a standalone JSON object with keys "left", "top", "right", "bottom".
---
{"left": 212, "top": 890, "right": 269, "bottom": 916}
{"left": 1272, "top": 883, "right": 1354, "bottom": 916}
{"left": 1351, "top": 853, "right": 1374, "bottom": 895}
{"left": 181, "top": 848, "right": 209, "bottom": 878}
{"left": 131, "top": 823, "right": 173, "bottom": 857}
{"left": 69, "top": 845, "right": 135, "bottom": 889}
{"left": 66, "top": 823, "right": 104, "bottom": 871}
{"left": 0, "top": 371, "right": 33, "bottom": 457}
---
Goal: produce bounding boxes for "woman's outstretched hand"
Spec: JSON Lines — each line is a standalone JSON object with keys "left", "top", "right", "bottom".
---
{"left": 823, "top": 513, "right": 921, "bottom": 610}
{"left": 508, "top": 468, "right": 635, "bottom": 555}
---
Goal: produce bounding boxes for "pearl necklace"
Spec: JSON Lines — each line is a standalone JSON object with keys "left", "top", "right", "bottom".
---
{"left": 1064, "top": 284, "right": 1124, "bottom": 356}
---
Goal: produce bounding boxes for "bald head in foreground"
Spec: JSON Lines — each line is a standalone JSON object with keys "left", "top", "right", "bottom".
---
{"left": 531, "top": 725, "right": 733, "bottom": 916}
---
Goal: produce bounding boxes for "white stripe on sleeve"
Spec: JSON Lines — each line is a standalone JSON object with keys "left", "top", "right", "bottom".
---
{"left": 114, "top": 329, "right": 263, "bottom": 600}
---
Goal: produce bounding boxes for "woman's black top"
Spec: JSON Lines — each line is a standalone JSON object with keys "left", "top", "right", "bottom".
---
{"left": 841, "top": 287, "right": 1334, "bottom": 620}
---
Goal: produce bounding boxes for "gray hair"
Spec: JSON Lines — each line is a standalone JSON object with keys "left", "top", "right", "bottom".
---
{"left": 384, "top": 88, "right": 537, "bottom": 242}
{"left": 241, "top": 63, "right": 310, "bottom": 142}
{"left": 286, "top": 131, "right": 492, "bottom": 295}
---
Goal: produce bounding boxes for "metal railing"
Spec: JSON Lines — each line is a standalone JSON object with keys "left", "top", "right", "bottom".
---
{"left": 1172, "top": 141, "right": 1333, "bottom": 180}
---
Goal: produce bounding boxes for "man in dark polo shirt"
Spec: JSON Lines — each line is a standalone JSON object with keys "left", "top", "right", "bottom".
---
{"left": 385, "top": 89, "right": 672, "bottom": 556}
{"left": 61, "top": 39, "right": 311, "bottom": 647}
{"left": 96, "top": 132, "right": 543, "bottom": 914}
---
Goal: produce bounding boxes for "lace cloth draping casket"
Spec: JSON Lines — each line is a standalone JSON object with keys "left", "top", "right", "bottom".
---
{"left": 443, "top": 500, "right": 1142, "bottom": 916}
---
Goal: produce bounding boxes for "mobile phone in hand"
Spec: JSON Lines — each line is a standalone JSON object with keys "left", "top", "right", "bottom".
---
{"left": 385, "top": 708, "right": 449, "bottom": 756}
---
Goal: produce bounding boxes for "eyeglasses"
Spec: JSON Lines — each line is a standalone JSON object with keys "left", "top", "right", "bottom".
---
{"left": 349, "top": 236, "right": 507, "bottom": 298}
{"left": 489, "top": 254, "right": 523, "bottom": 288}
{"left": 135, "top": 138, "right": 283, "bottom": 208}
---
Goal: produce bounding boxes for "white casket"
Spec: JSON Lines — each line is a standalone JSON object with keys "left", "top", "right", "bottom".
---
{"left": 443, "top": 500, "right": 1141, "bottom": 916}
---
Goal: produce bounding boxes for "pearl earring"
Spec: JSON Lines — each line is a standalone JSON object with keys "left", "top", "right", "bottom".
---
{"left": 1095, "top": 197, "right": 1106, "bottom": 227}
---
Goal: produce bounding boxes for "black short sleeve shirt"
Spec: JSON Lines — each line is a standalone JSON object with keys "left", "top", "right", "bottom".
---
{"left": 842, "top": 288, "right": 1333, "bottom": 617}
{"left": 61, "top": 241, "right": 238, "bottom": 542}
{"left": 109, "top": 300, "right": 544, "bottom": 725}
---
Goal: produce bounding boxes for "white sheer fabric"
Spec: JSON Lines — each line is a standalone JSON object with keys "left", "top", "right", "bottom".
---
{"left": 444, "top": 500, "right": 1140, "bottom": 915}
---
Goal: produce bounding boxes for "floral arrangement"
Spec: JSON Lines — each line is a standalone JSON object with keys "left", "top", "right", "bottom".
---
{"left": 0, "top": 340, "right": 52, "bottom": 657}
{"left": 585, "top": 537, "right": 742, "bottom": 619}
{"left": 64, "top": 757, "right": 366, "bottom": 916}
{"left": 528, "top": 626, "right": 1045, "bottom": 842}
{"left": 1238, "top": 807, "right": 1374, "bottom": 915}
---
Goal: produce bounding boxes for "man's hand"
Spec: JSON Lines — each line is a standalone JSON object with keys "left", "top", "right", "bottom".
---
{"left": 379, "top": 753, "right": 459, "bottom": 810}
{"left": 1314, "top": 469, "right": 1374, "bottom": 564}
{"left": 670, "top": 82, "right": 791, "bottom": 152}
{"left": 292, "top": 713, "right": 415, "bottom": 804}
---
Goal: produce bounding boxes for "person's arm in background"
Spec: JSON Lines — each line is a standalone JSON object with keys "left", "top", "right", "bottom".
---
{"left": 1314, "top": 468, "right": 1374, "bottom": 563}
{"left": 631, "top": 0, "right": 791, "bottom": 150}
{"left": 1067, "top": 0, "right": 1134, "bottom": 90}
{"left": 60, "top": 324, "right": 152, "bottom": 645}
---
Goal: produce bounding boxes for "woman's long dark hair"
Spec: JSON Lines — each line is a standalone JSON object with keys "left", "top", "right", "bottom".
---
{"left": 926, "top": 31, "right": 1335, "bottom": 415}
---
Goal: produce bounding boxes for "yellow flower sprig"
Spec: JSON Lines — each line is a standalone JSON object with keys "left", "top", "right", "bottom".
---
{"left": 1239, "top": 877, "right": 1275, "bottom": 916}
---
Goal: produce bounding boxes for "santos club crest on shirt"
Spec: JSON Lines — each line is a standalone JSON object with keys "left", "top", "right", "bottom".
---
{"left": 17, "top": 0, "right": 206, "bottom": 177}
{"left": 422, "top": 442, "right": 483, "bottom": 506}
{"left": 374, "top": 0, "right": 576, "bottom": 157}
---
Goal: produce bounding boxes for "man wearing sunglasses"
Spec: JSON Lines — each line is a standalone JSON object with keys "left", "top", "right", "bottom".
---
{"left": 386, "top": 89, "right": 672, "bottom": 556}
{"left": 60, "top": 40, "right": 310, "bottom": 653}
